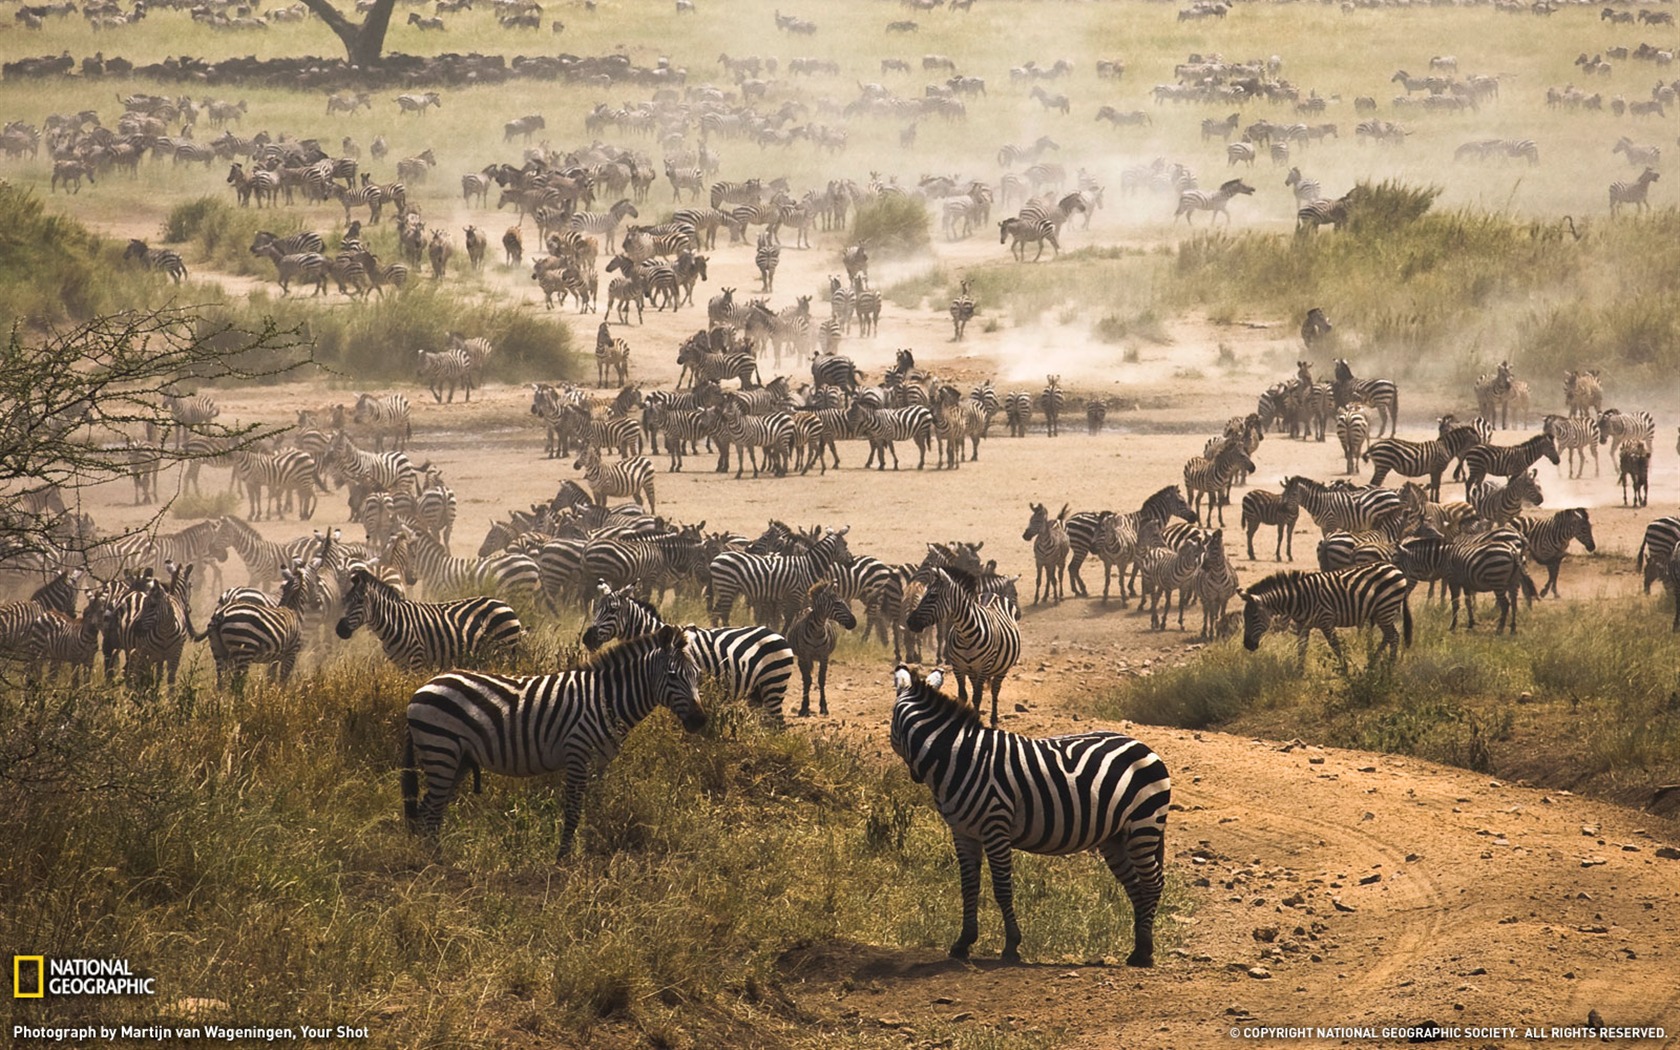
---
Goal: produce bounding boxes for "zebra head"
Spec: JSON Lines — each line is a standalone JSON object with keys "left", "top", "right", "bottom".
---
{"left": 649, "top": 624, "right": 705, "bottom": 732}
{"left": 335, "top": 567, "right": 378, "bottom": 639}
{"left": 581, "top": 581, "right": 643, "bottom": 650}
{"left": 806, "top": 579, "right": 857, "bottom": 631}
{"left": 890, "top": 665, "right": 967, "bottom": 775}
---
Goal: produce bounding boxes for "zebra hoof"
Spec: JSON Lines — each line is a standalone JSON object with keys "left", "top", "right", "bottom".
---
{"left": 1125, "top": 950, "right": 1155, "bottom": 968}
{"left": 1000, "top": 946, "right": 1022, "bottom": 964}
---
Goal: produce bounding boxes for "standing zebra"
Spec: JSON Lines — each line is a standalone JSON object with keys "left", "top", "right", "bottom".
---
{"left": 335, "top": 567, "right": 525, "bottom": 671}
{"left": 594, "top": 321, "right": 631, "bottom": 388}
{"left": 787, "top": 579, "right": 857, "bottom": 716}
{"left": 582, "top": 582, "right": 795, "bottom": 724}
{"left": 1609, "top": 168, "right": 1659, "bottom": 216}
{"left": 1174, "top": 178, "right": 1255, "bottom": 225}
{"left": 196, "top": 566, "right": 307, "bottom": 686}
{"left": 1004, "top": 391, "right": 1033, "bottom": 438}
{"left": 1638, "top": 516, "right": 1680, "bottom": 593}
{"left": 1330, "top": 359, "right": 1398, "bottom": 437}
{"left": 1039, "top": 375, "right": 1064, "bottom": 437}
{"left": 707, "top": 526, "right": 853, "bottom": 628}
{"left": 905, "top": 566, "right": 1022, "bottom": 726}
{"left": 1458, "top": 432, "right": 1560, "bottom": 497}
{"left": 230, "top": 448, "right": 319, "bottom": 521}
{"left": 755, "top": 232, "right": 780, "bottom": 291}
{"left": 573, "top": 447, "right": 656, "bottom": 511}
{"left": 352, "top": 392, "right": 411, "bottom": 452}
{"left": 1363, "top": 423, "right": 1483, "bottom": 501}
{"left": 418, "top": 347, "right": 475, "bottom": 404}
{"left": 123, "top": 239, "right": 188, "bottom": 283}
{"left": 1542, "top": 413, "right": 1600, "bottom": 478}
{"left": 1195, "top": 528, "right": 1240, "bottom": 640}
{"left": 849, "top": 402, "right": 935, "bottom": 470}
{"left": 1619, "top": 439, "right": 1651, "bottom": 508}
{"left": 1512, "top": 508, "right": 1596, "bottom": 597}
{"left": 1183, "top": 439, "right": 1256, "bottom": 527}
{"left": 1022, "top": 502, "right": 1070, "bottom": 604}
{"left": 404, "top": 626, "right": 704, "bottom": 856}
{"left": 1335, "top": 404, "right": 1372, "bottom": 475}
{"left": 1242, "top": 481, "right": 1300, "bottom": 561}
{"left": 949, "top": 279, "right": 976, "bottom": 340}
{"left": 1597, "top": 408, "right": 1656, "bottom": 460}
{"left": 889, "top": 665, "right": 1170, "bottom": 967}
{"left": 998, "top": 217, "right": 1059, "bottom": 261}
{"left": 1067, "top": 485, "right": 1199, "bottom": 601}
{"left": 852, "top": 274, "right": 882, "bottom": 337}
{"left": 1239, "top": 562, "right": 1414, "bottom": 671}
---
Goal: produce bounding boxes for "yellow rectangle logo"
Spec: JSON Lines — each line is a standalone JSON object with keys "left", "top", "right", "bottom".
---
{"left": 14, "top": 955, "right": 44, "bottom": 998}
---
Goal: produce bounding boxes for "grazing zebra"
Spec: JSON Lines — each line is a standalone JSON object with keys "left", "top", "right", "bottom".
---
{"left": 1330, "top": 359, "right": 1397, "bottom": 436}
{"left": 906, "top": 567, "right": 1022, "bottom": 726}
{"left": 1597, "top": 408, "right": 1656, "bottom": 460}
{"left": 1004, "top": 391, "right": 1033, "bottom": 438}
{"left": 1022, "top": 502, "right": 1070, "bottom": 604}
{"left": 404, "top": 626, "right": 702, "bottom": 856}
{"left": 1239, "top": 562, "right": 1413, "bottom": 671}
{"left": 1459, "top": 432, "right": 1560, "bottom": 496}
{"left": 123, "top": 239, "right": 188, "bottom": 283}
{"left": 352, "top": 392, "right": 411, "bottom": 452}
{"left": 950, "top": 279, "right": 976, "bottom": 340}
{"left": 196, "top": 567, "right": 307, "bottom": 686}
{"left": 1512, "top": 508, "right": 1595, "bottom": 597}
{"left": 1195, "top": 529, "right": 1240, "bottom": 640}
{"left": 1609, "top": 167, "right": 1660, "bottom": 216}
{"left": 335, "top": 566, "right": 524, "bottom": 670}
{"left": 1174, "top": 178, "right": 1255, "bottom": 225}
{"left": 1541, "top": 414, "right": 1600, "bottom": 478}
{"left": 573, "top": 448, "right": 656, "bottom": 512}
{"left": 998, "top": 217, "right": 1059, "bottom": 261}
{"left": 1619, "top": 439, "right": 1651, "bottom": 507}
{"left": 1183, "top": 439, "right": 1256, "bottom": 527}
{"left": 581, "top": 583, "right": 795, "bottom": 724}
{"left": 786, "top": 579, "right": 857, "bottom": 716}
{"left": 706, "top": 527, "right": 853, "bottom": 628}
{"left": 1039, "top": 375, "right": 1064, "bottom": 437}
{"left": 1241, "top": 482, "right": 1300, "bottom": 561}
{"left": 889, "top": 665, "right": 1169, "bottom": 967}
{"left": 1364, "top": 423, "right": 1482, "bottom": 501}
{"left": 849, "top": 402, "right": 935, "bottom": 470}
{"left": 1637, "top": 516, "right": 1680, "bottom": 593}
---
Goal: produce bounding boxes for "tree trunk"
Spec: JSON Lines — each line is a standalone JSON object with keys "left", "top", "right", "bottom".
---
{"left": 298, "top": 0, "right": 396, "bottom": 67}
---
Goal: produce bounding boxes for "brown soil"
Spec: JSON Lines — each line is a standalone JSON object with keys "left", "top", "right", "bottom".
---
{"left": 73, "top": 216, "right": 1680, "bottom": 1048}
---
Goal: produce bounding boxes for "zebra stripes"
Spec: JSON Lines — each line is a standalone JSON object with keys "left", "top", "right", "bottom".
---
{"left": 950, "top": 279, "right": 976, "bottom": 340}
{"left": 123, "top": 239, "right": 188, "bottom": 283}
{"left": 1330, "top": 359, "right": 1398, "bottom": 436}
{"left": 1239, "top": 562, "right": 1414, "bottom": 670}
{"left": 1458, "top": 432, "right": 1559, "bottom": 497}
{"left": 1183, "top": 439, "right": 1255, "bottom": 527}
{"left": 231, "top": 448, "right": 319, "bottom": 521}
{"left": 905, "top": 566, "right": 1022, "bottom": 726}
{"left": 1364, "top": 424, "right": 1482, "bottom": 500}
{"left": 1194, "top": 529, "right": 1240, "bottom": 640}
{"left": 1241, "top": 482, "right": 1300, "bottom": 561}
{"left": 1619, "top": 439, "right": 1651, "bottom": 508}
{"left": 786, "top": 579, "right": 857, "bottom": 716}
{"left": 197, "top": 566, "right": 306, "bottom": 686}
{"left": 1609, "top": 167, "right": 1659, "bottom": 216}
{"left": 335, "top": 566, "right": 525, "bottom": 671}
{"left": 574, "top": 447, "right": 656, "bottom": 511}
{"left": 404, "top": 626, "right": 703, "bottom": 856}
{"left": 849, "top": 402, "right": 934, "bottom": 470}
{"left": 1542, "top": 413, "right": 1599, "bottom": 478}
{"left": 707, "top": 527, "right": 853, "bottom": 628}
{"left": 998, "top": 216, "right": 1059, "bottom": 261}
{"left": 1174, "top": 178, "right": 1255, "bottom": 225}
{"left": 1022, "top": 502, "right": 1070, "bottom": 604}
{"left": 1512, "top": 508, "right": 1595, "bottom": 597}
{"left": 889, "top": 665, "right": 1170, "bottom": 966}
{"left": 1638, "top": 516, "right": 1680, "bottom": 593}
{"left": 1039, "top": 375, "right": 1064, "bottom": 437}
{"left": 1597, "top": 408, "right": 1656, "bottom": 459}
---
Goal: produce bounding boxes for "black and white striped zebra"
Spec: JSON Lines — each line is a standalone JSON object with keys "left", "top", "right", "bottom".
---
{"left": 335, "top": 566, "right": 524, "bottom": 671}
{"left": 594, "top": 322, "right": 631, "bottom": 387}
{"left": 351, "top": 392, "right": 411, "bottom": 452}
{"left": 1637, "top": 516, "right": 1680, "bottom": 594}
{"left": 1542, "top": 413, "right": 1600, "bottom": 478}
{"left": 417, "top": 347, "right": 475, "bottom": 404}
{"left": 230, "top": 448, "right": 319, "bottom": 521}
{"left": 1512, "top": 508, "right": 1595, "bottom": 598}
{"left": 889, "top": 664, "right": 1169, "bottom": 966}
{"left": 1065, "top": 485, "right": 1198, "bottom": 601}
{"left": 581, "top": 582, "right": 795, "bottom": 723}
{"left": 755, "top": 233, "right": 781, "bottom": 292}
{"left": 853, "top": 274, "right": 882, "bottom": 337}
{"left": 1609, "top": 167, "right": 1660, "bottom": 216}
{"left": 709, "top": 178, "right": 762, "bottom": 210}
{"left": 1402, "top": 531, "right": 1531, "bottom": 633}
{"left": 1284, "top": 166, "right": 1320, "bottom": 204}
{"left": 1364, "top": 423, "right": 1483, "bottom": 500}
{"left": 1239, "top": 562, "right": 1413, "bottom": 671}
{"left": 665, "top": 162, "right": 704, "bottom": 202}
{"left": 786, "top": 579, "right": 857, "bottom": 716}
{"left": 123, "top": 239, "right": 188, "bottom": 283}
{"left": 716, "top": 401, "right": 794, "bottom": 478}
{"left": 1194, "top": 528, "right": 1240, "bottom": 640}
{"left": 573, "top": 447, "right": 656, "bottom": 512}
{"left": 404, "top": 625, "right": 703, "bottom": 856}
{"left": 1022, "top": 502, "right": 1070, "bottom": 604}
{"left": 849, "top": 402, "right": 935, "bottom": 470}
{"left": 949, "top": 279, "right": 976, "bottom": 340}
{"left": 250, "top": 243, "right": 330, "bottom": 296}
{"left": 706, "top": 526, "right": 853, "bottom": 628}
{"left": 1335, "top": 404, "right": 1372, "bottom": 475}
{"left": 905, "top": 566, "right": 1022, "bottom": 726}
{"left": 1004, "top": 391, "right": 1033, "bottom": 437}
{"left": 396, "top": 526, "right": 541, "bottom": 602}
{"left": 1039, "top": 375, "right": 1064, "bottom": 437}
{"left": 111, "top": 563, "right": 197, "bottom": 688}
{"left": 998, "top": 216, "right": 1059, "bottom": 261}
{"left": 1469, "top": 471, "right": 1543, "bottom": 525}
{"left": 196, "top": 565, "right": 307, "bottom": 686}
{"left": 1284, "top": 475, "right": 1404, "bottom": 535}
{"left": 1597, "top": 408, "right": 1656, "bottom": 460}
{"left": 1134, "top": 527, "right": 1204, "bottom": 631}
{"left": 1458, "top": 432, "right": 1559, "bottom": 497}
{"left": 1330, "top": 359, "right": 1397, "bottom": 437}
{"left": 1183, "top": 438, "right": 1256, "bottom": 527}
{"left": 1174, "top": 178, "right": 1255, "bottom": 225}
{"left": 1241, "top": 482, "right": 1301, "bottom": 562}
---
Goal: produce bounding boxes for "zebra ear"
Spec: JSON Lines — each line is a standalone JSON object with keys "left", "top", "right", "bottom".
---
{"left": 1236, "top": 588, "right": 1250, "bottom": 601}
{"left": 926, "top": 668, "right": 944, "bottom": 691}
{"left": 893, "top": 666, "right": 914, "bottom": 691}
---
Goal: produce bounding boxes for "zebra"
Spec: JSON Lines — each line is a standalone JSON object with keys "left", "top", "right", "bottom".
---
{"left": 1022, "top": 502, "right": 1070, "bottom": 604}
{"left": 250, "top": 243, "right": 329, "bottom": 296}
{"left": 853, "top": 275, "right": 882, "bottom": 337}
{"left": 949, "top": 279, "right": 976, "bottom": 340}
{"left": 1039, "top": 375, "right": 1064, "bottom": 437}
{"left": 1613, "top": 136, "right": 1661, "bottom": 167}
{"left": 848, "top": 402, "right": 934, "bottom": 470}
{"left": 1532, "top": 412, "right": 1597, "bottom": 478}
{"left": 754, "top": 233, "right": 781, "bottom": 292}
{"left": 716, "top": 401, "right": 794, "bottom": 478}
{"left": 1459, "top": 432, "right": 1559, "bottom": 497}
{"left": 1195, "top": 528, "right": 1240, "bottom": 640}
{"left": 1241, "top": 482, "right": 1301, "bottom": 561}
{"left": 1174, "top": 178, "right": 1255, "bottom": 225}
{"left": 1227, "top": 141, "right": 1256, "bottom": 168}
{"left": 1563, "top": 369, "right": 1604, "bottom": 420}
{"left": 998, "top": 217, "right": 1059, "bottom": 261}
{"left": 1414, "top": 531, "right": 1531, "bottom": 633}
{"left": 1597, "top": 408, "right": 1656, "bottom": 460}
{"left": 707, "top": 526, "right": 854, "bottom": 628}
{"left": 889, "top": 664, "right": 1169, "bottom": 966}
{"left": 230, "top": 448, "right": 318, "bottom": 521}
{"left": 905, "top": 566, "right": 1022, "bottom": 726}
{"left": 114, "top": 563, "right": 197, "bottom": 688}
{"left": 1004, "top": 391, "right": 1033, "bottom": 437}
{"left": 0, "top": 571, "right": 82, "bottom": 659}
{"left": 1469, "top": 471, "right": 1544, "bottom": 525}
{"left": 1512, "top": 508, "right": 1595, "bottom": 597}
{"left": 709, "top": 178, "right": 763, "bottom": 210}
{"left": 1335, "top": 404, "right": 1372, "bottom": 475}
{"left": 24, "top": 588, "right": 107, "bottom": 686}
{"left": 418, "top": 348, "right": 475, "bottom": 404}
{"left": 403, "top": 626, "right": 702, "bottom": 856}
{"left": 195, "top": 565, "right": 307, "bottom": 686}
{"left": 395, "top": 526, "right": 541, "bottom": 602}
{"left": 594, "top": 322, "right": 630, "bottom": 388}
{"left": 1619, "top": 439, "right": 1651, "bottom": 508}
{"left": 1637, "top": 516, "right": 1680, "bottom": 593}
{"left": 1134, "top": 526, "right": 1205, "bottom": 631}
{"left": 1183, "top": 439, "right": 1256, "bottom": 527}
{"left": 1363, "top": 423, "right": 1483, "bottom": 501}
{"left": 573, "top": 448, "right": 656, "bottom": 512}
{"left": 352, "top": 392, "right": 411, "bottom": 452}
{"left": 1066, "top": 485, "right": 1198, "bottom": 602}
{"left": 581, "top": 582, "right": 795, "bottom": 724}
{"left": 786, "top": 579, "right": 857, "bottom": 716}
{"left": 1609, "top": 167, "right": 1659, "bottom": 216}
{"left": 1281, "top": 475, "right": 1406, "bottom": 537}
{"left": 1239, "top": 562, "right": 1413, "bottom": 671}
{"left": 122, "top": 239, "right": 188, "bottom": 283}
{"left": 335, "top": 566, "right": 524, "bottom": 671}
{"left": 1284, "top": 166, "right": 1321, "bottom": 204}
{"left": 1330, "top": 359, "right": 1397, "bottom": 437}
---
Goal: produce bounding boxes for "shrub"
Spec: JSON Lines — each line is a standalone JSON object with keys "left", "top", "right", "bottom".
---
{"left": 851, "top": 195, "right": 931, "bottom": 258}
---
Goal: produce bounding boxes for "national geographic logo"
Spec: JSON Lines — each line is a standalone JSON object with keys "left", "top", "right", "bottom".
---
{"left": 12, "top": 957, "right": 155, "bottom": 997}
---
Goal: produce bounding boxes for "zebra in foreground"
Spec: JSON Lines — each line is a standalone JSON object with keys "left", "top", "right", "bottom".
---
{"left": 582, "top": 582, "right": 796, "bottom": 723}
{"left": 1363, "top": 423, "right": 1482, "bottom": 501}
{"left": 1239, "top": 562, "right": 1414, "bottom": 671}
{"left": 404, "top": 626, "right": 704, "bottom": 856}
{"left": 195, "top": 565, "right": 307, "bottom": 686}
{"left": 905, "top": 566, "right": 1022, "bottom": 727}
{"left": 889, "top": 665, "right": 1170, "bottom": 967}
{"left": 1637, "top": 516, "right": 1680, "bottom": 593}
{"left": 334, "top": 567, "right": 525, "bottom": 671}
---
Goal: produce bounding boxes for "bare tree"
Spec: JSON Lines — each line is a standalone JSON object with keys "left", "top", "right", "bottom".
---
{"left": 297, "top": 0, "right": 398, "bottom": 68}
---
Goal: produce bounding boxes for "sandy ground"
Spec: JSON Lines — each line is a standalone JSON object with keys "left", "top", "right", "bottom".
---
{"left": 61, "top": 214, "right": 1680, "bottom": 1048}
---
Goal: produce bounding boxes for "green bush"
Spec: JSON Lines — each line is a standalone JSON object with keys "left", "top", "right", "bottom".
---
{"left": 851, "top": 195, "right": 932, "bottom": 258}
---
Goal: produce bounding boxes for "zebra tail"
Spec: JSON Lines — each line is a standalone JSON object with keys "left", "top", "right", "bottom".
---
{"left": 1402, "top": 593, "right": 1414, "bottom": 648}
{"left": 1637, "top": 538, "right": 1647, "bottom": 572}
{"left": 1519, "top": 569, "right": 1538, "bottom": 607}
{"left": 401, "top": 735, "right": 421, "bottom": 828}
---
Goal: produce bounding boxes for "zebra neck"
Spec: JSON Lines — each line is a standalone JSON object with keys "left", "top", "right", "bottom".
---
{"left": 583, "top": 658, "right": 663, "bottom": 741}
{"left": 896, "top": 704, "right": 985, "bottom": 784}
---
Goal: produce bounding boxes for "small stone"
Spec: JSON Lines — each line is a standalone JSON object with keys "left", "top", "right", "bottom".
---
{"left": 1358, "top": 766, "right": 1376, "bottom": 773}
{"left": 1405, "top": 853, "right": 1420, "bottom": 862}
{"left": 1581, "top": 856, "right": 1608, "bottom": 867}
{"left": 1518, "top": 691, "right": 1533, "bottom": 703}
{"left": 1247, "top": 966, "right": 1272, "bottom": 980}
{"left": 1655, "top": 846, "right": 1680, "bottom": 860}
{"left": 1253, "top": 927, "right": 1279, "bottom": 943}
{"left": 1308, "top": 756, "right": 1325, "bottom": 765}
{"left": 1360, "top": 812, "right": 1374, "bottom": 822}
{"left": 951, "top": 1012, "right": 973, "bottom": 1022}
{"left": 1582, "top": 825, "right": 1599, "bottom": 836}
{"left": 1014, "top": 703, "right": 1029, "bottom": 713}
{"left": 1359, "top": 873, "right": 1382, "bottom": 885}
{"left": 1332, "top": 898, "right": 1356, "bottom": 913}
{"left": 933, "top": 996, "right": 954, "bottom": 1005}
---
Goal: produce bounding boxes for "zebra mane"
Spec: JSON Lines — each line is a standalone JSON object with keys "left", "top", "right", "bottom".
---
{"left": 573, "top": 624, "right": 684, "bottom": 671}
{"left": 898, "top": 665, "right": 982, "bottom": 729}
{"left": 1242, "top": 571, "right": 1306, "bottom": 600}
{"left": 941, "top": 565, "right": 979, "bottom": 594}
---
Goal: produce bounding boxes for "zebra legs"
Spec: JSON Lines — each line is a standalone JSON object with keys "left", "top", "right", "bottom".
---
{"left": 796, "top": 653, "right": 830, "bottom": 717}
{"left": 950, "top": 834, "right": 985, "bottom": 959}
{"left": 1067, "top": 551, "right": 1089, "bottom": 598}
{"left": 947, "top": 835, "right": 1022, "bottom": 962}
{"left": 1097, "top": 834, "right": 1164, "bottom": 968}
